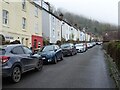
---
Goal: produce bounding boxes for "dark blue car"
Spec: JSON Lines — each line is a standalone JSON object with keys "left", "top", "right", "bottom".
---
{"left": 61, "top": 43, "right": 77, "bottom": 56}
{"left": 1, "top": 44, "right": 43, "bottom": 83}
{"left": 37, "top": 45, "right": 63, "bottom": 64}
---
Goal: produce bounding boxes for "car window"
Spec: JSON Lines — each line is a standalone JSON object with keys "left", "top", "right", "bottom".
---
{"left": 75, "top": 44, "right": 83, "bottom": 47}
{"left": 61, "top": 44, "right": 70, "bottom": 48}
{"left": 54, "top": 46, "right": 58, "bottom": 50}
{"left": 56, "top": 45, "right": 60, "bottom": 49}
{"left": 11, "top": 46, "right": 24, "bottom": 54}
{"left": 0, "top": 49, "right": 6, "bottom": 55}
{"left": 42, "top": 46, "right": 54, "bottom": 52}
{"left": 23, "top": 46, "right": 32, "bottom": 54}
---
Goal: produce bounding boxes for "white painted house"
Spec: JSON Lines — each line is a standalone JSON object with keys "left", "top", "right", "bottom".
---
{"left": 61, "top": 21, "right": 71, "bottom": 41}
{"left": 41, "top": 0, "right": 93, "bottom": 44}
{"left": 86, "top": 34, "right": 91, "bottom": 41}
{"left": 80, "top": 31, "right": 86, "bottom": 41}
{"left": 42, "top": 1, "right": 62, "bottom": 44}
{"left": 77, "top": 29, "right": 81, "bottom": 41}
{"left": 72, "top": 27, "right": 78, "bottom": 41}
{"left": 56, "top": 18, "right": 62, "bottom": 41}
{"left": 42, "top": 1, "right": 50, "bottom": 41}
{"left": 49, "top": 14, "right": 62, "bottom": 43}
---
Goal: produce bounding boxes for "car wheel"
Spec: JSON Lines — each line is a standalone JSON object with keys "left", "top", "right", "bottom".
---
{"left": 71, "top": 52, "right": 74, "bottom": 56}
{"left": 75, "top": 51, "right": 77, "bottom": 55}
{"left": 60, "top": 54, "right": 64, "bottom": 60}
{"left": 11, "top": 67, "right": 21, "bottom": 83}
{"left": 53, "top": 56, "right": 57, "bottom": 64}
{"left": 35, "top": 60, "right": 43, "bottom": 71}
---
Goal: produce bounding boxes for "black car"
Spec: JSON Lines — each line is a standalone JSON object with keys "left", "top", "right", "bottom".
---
{"left": 37, "top": 45, "right": 63, "bottom": 64}
{"left": 1, "top": 44, "right": 43, "bottom": 83}
{"left": 61, "top": 43, "right": 77, "bottom": 56}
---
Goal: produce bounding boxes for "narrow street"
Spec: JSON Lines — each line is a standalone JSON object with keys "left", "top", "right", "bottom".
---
{"left": 3, "top": 46, "right": 115, "bottom": 88}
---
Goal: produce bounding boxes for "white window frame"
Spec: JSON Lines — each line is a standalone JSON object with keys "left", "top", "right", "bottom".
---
{"left": 35, "top": 6, "right": 38, "bottom": 17}
{"left": 22, "top": 17, "right": 26, "bottom": 29}
{"left": 2, "top": 10, "right": 9, "bottom": 25}
{"left": 22, "top": 0, "right": 26, "bottom": 10}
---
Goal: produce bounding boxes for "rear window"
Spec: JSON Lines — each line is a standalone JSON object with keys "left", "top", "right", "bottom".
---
{"left": 61, "top": 44, "right": 70, "bottom": 48}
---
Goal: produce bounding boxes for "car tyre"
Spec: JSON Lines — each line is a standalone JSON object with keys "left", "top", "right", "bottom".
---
{"left": 11, "top": 66, "right": 21, "bottom": 83}
{"left": 35, "top": 60, "right": 43, "bottom": 71}
{"left": 53, "top": 56, "right": 57, "bottom": 64}
{"left": 71, "top": 52, "right": 74, "bottom": 56}
{"left": 75, "top": 51, "right": 77, "bottom": 55}
{"left": 60, "top": 54, "right": 64, "bottom": 60}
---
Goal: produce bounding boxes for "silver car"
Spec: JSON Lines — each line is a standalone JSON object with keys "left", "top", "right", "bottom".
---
{"left": 75, "top": 43, "right": 86, "bottom": 53}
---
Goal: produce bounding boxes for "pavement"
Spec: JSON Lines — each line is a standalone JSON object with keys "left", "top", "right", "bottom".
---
{"left": 2, "top": 45, "right": 116, "bottom": 88}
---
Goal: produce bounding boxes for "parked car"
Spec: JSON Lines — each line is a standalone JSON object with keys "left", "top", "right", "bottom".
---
{"left": 75, "top": 43, "right": 86, "bottom": 53}
{"left": 91, "top": 42, "right": 96, "bottom": 46}
{"left": 37, "top": 45, "right": 63, "bottom": 64}
{"left": 1, "top": 44, "right": 43, "bottom": 83}
{"left": 83, "top": 43, "right": 88, "bottom": 51}
{"left": 87, "top": 43, "right": 93, "bottom": 49}
{"left": 61, "top": 43, "right": 77, "bottom": 56}
{"left": 87, "top": 43, "right": 91, "bottom": 48}
{"left": 84, "top": 43, "right": 88, "bottom": 51}
{"left": 96, "top": 41, "right": 103, "bottom": 45}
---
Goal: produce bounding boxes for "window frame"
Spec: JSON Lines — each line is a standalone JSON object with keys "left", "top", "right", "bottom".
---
{"left": 22, "top": 0, "right": 26, "bottom": 10}
{"left": 22, "top": 17, "right": 26, "bottom": 29}
{"left": 2, "top": 10, "right": 9, "bottom": 25}
{"left": 35, "top": 6, "right": 38, "bottom": 17}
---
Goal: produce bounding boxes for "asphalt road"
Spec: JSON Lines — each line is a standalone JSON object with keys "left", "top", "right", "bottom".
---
{"left": 2, "top": 45, "right": 115, "bottom": 88}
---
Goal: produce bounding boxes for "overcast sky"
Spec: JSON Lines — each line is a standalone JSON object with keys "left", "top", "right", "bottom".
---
{"left": 44, "top": 0, "right": 119, "bottom": 25}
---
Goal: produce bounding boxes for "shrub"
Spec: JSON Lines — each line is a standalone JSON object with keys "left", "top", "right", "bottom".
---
{"left": 43, "top": 38, "right": 50, "bottom": 46}
{"left": 61, "top": 38, "right": 66, "bottom": 44}
{"left": 56, "top": 40, "right": 61, "bottom": 46}
{"left": 104, "top": 41, "right": 120, "bottom": 71}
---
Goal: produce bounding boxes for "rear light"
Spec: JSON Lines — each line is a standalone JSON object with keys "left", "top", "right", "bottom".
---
{"left": 0, "top": 56, "right": 10, "bottom": 63}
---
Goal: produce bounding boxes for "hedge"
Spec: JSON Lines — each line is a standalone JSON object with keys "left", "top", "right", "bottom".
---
{"left": 103, "top": 41, "right": 120, "bottom": 72}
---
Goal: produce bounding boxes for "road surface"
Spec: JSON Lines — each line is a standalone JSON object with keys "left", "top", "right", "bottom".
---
{"left": 2, "top": 46, "right": 115, "bottom": 88}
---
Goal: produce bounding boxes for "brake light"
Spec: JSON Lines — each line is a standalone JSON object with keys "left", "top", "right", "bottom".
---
{"left": 0, "top": 56, "right": 10, "bottom": 63}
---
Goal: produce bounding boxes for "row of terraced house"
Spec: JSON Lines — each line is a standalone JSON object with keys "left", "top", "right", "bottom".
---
{"left": 0, "top": 0, "right": 95, "bottom": 49}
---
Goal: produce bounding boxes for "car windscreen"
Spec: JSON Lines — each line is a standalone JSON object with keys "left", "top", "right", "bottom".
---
{"left": 61, "top": 44, "right": 70, "bottom": 48}
{"left": 41, "top": 46, "right": 54, "bottom": 52}
{"left": 75, "top": 44, "right": 83, "bottom": 47}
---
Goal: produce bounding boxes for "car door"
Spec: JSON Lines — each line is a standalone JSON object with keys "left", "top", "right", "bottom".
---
{"left": 72, "top": 44, "right": 76, "bottom": 54}
{"left": 22, "top": 46, "right": 37, "bottom": 69}
{"left": 54, "top": 45, "right": 61, "bottom": 59}
{"left": 57, "top": 46, "right": 62, "bottom": 59}
{"left": 71, "top": 44, "right": 74, "bottom": 53}
{"left": 11, "top": 46, "right": 29, "bottom": 71}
